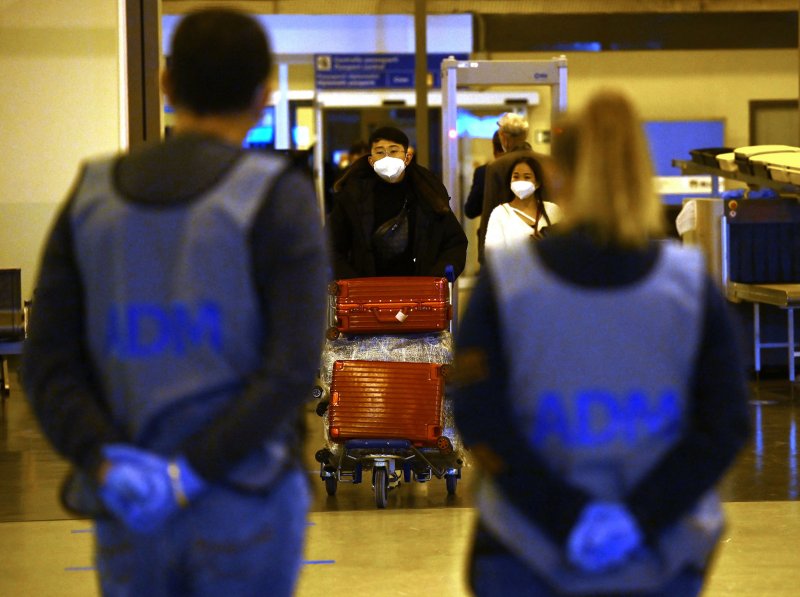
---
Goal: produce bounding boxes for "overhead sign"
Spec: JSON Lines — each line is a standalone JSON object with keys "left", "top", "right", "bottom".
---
{"left": 314, "top": 53, "right": 468, "bottom": 90}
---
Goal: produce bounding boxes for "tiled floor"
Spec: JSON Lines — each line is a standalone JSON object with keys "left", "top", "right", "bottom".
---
{"left": 1, "top": 363, "right": 799, "bottom": 596}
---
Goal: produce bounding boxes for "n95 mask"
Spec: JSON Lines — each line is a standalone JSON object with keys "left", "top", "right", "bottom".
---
{"left": 510, "top": 180, "right": 536, "bottom": 200}
{"left": 373, "top": 156, "right": 406, "bottom": 183}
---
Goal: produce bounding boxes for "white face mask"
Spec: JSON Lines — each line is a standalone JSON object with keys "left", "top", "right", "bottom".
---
{"left": 510, "top": 180, "right": 536, "bottom": 200}
{"left": 373, "top": 156, "right": 406, "bottom": 183}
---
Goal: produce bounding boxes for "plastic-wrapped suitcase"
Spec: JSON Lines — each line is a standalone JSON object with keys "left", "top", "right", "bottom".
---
{"left": 327, "top": 360, "right": 448, "bottom": 446}
{"left": 328, "top": 276, "right": 451, "bottom": 339}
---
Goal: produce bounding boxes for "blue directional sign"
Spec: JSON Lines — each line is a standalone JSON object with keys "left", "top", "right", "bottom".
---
{"left": 314, "top": 53, "right": 468, "bottom": 90}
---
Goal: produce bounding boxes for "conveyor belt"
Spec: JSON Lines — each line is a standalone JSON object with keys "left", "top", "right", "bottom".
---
{"left": 728, "top": 283, "right": 800, "bottom": 308}
{"left": 726, "top": 284, "right": 800, "bottom": 381}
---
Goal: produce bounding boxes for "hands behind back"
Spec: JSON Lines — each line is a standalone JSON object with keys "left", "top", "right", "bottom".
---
{"left": 98, "top": 444, "right": 206, "bottom": 534}
{"left": 567, "top": 501, "right": 643, "bottom": 573}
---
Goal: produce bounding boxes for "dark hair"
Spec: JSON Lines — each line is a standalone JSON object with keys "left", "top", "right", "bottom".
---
{"left": 507, "top": 155, "right": 550, "bottom": 225}
{"left": 168, "top": 9, "right": 272, "bottom": 115}
{"left": 368, "top": 127, "right": 409, "bottom": 151}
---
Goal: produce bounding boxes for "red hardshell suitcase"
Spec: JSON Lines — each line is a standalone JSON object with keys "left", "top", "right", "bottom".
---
{"left": 327, "top": 360, "right": 447, "bottom": 446}
{"left": 328, "top": 276, "right": 451, "bottom": 338}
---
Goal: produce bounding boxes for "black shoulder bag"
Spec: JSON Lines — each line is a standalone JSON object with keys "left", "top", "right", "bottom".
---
{"left": 372, "top": 198, "right": 409, "bottom": 260}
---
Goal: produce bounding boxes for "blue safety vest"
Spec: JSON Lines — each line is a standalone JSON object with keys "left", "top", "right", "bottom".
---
{"left": 480, "top": 240, "right": 722, "bottom": 593}
{"left": 71, "top": 151, "right": 288, "bottom": 488}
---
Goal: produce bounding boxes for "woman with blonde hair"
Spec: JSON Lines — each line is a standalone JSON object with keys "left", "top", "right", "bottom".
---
{"left": 551, "top": 88, "right": 664, "bottom": 246}
{"left": 453, "top": 89, "right": 750, "bottom": 596}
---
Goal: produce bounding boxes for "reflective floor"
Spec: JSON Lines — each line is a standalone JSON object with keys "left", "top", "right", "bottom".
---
{"left": 1, "top": 361, "right": 799, "bottom": 596}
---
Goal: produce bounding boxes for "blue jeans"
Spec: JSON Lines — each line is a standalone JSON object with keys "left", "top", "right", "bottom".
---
{"left": 94, "top": 467, "right": 309, "bottom": 597}
{"left": 471, "top": 553, "right": 705, "bottom": 597}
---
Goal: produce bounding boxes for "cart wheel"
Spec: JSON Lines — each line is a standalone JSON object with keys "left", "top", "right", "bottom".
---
{"left": 373, "top": 468, "right": 388, "bottom": 509}
{"left": 436, "top": 435, "right": 454, "bottom": 454}
{"left": 440, "top": 364, "right": 454, "bottom": 380}
{"left": 445, "top": 474, "right": 458, "bottom": 495}
{"left": 325, "top": 326, "right": 340, "bottom": 341}
{"left": 315, "top": 448, "right": 333, "bottom": 465}
{"left": 325, "top": 475, "right": 338, "bottom": 496}
{"left": 315, "top": 399, "right": 329, "bottom": 417}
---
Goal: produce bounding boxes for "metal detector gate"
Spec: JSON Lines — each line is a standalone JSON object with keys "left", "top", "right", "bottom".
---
{"left": 312, "top": 88, "right": 543, "bottom": 222}
{"left": 440, "top": 57, "right": 568, "bottom": 328}
{"left": 441, "top": 57, "right": 568, "bottom": 220}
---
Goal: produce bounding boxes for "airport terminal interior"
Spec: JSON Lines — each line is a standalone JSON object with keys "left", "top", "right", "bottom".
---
{"left": 3, "top": 1, "right": 800, "bottom": 596}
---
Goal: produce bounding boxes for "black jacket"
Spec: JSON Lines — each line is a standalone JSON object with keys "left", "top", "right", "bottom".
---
{"left": 328, "top": 156, "right": 468, "bottom": 279}
{"left": 464, "top": 163, "right": 487, "bottom": 219}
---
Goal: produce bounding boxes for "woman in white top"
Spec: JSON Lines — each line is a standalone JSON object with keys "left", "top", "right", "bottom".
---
{"left": 484, "top": 155, "right": 562, "bottom": 251}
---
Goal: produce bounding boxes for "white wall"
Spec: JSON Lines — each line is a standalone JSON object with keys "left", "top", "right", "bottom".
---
{"left": 0, "top": 0, "right": 122, "bottom": 300}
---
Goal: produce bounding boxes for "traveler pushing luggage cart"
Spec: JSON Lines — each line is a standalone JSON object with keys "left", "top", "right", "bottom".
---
{"left": 313, "top": 270, "right": 462, "bottom": 508}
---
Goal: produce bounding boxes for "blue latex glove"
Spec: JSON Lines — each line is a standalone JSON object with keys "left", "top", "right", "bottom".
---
{"left": 99, "top": 444, "right": 171, "bottom": 531}
{"left": 746, "top": 188, "right": 779, "bottom": 199}
{"left": 99, "top": 460, "right": 164, "bottom": 523}
{"left": 723, "top": 187, "right": 779, "bottom": 200}
{"left": 567, "top": 502, "right": 643, "bottom": 573}
{"left": 721, "top": 189, "right": 745, "bottom": 199}
{"left": 99, "top": 444, "right": 206, "bottom": 534}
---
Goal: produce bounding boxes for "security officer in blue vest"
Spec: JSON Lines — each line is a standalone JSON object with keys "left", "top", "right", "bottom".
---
{"left": 453, "top": 89, "right": 750, "bottom": 596}
{"left": 22, "top": 9, "right": 328, "bottom": 597}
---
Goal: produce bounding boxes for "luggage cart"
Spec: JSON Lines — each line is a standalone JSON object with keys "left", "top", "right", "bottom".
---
{"left": 314, "top": 270, "right": 462, "bottom": 508}
{"left": 315, "top": 438, "right": 462, "bottom": 509}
